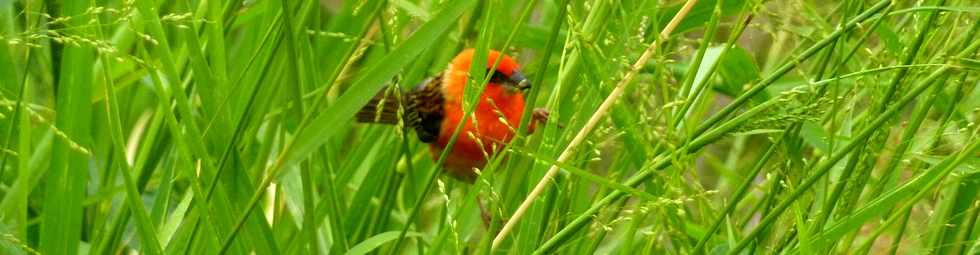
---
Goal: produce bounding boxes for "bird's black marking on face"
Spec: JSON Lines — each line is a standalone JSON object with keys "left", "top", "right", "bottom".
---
{"left": 485, "top": 68, "right": 531, "bottom": 91}
{"left": 486, "top": 68, "right": 510, "bottom": 85}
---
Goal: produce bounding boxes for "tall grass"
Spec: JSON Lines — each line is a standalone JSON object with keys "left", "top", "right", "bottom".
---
{"left": 1, "top": 0, "right": 979, "bottom": 254}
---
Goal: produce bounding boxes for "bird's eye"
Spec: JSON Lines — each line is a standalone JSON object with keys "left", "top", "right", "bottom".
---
{"left": 485, "top": 68, "right": 509, "bottom": 84}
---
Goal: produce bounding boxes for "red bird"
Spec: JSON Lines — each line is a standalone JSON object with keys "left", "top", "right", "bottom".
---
{"left": 357, "top": 49, "right": 546, "bottom": 182}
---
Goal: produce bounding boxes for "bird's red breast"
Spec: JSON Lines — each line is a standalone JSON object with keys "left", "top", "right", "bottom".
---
{"left": 433, "top": 49, "right": 528, "bottom": 181}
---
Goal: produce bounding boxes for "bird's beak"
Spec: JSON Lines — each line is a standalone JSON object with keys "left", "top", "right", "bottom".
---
{"left": 509, "top": 70, "right": 531, "bottom": 91}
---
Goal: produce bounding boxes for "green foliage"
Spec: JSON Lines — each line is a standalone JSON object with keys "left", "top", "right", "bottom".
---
{"left": 0, "top": 0, "right": 978, "bottom": 254}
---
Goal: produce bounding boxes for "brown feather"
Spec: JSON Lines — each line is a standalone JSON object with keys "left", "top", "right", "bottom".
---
{"left": 356, "top": 75, "right": 445, "bottom": 143}
{"left": 356, "top": 87, "right": 402, "bottom": 124}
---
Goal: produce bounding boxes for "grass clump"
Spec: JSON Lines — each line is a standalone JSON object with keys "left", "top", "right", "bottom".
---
{"left": 0, "top": 0, "right": 979, "bottom": 254}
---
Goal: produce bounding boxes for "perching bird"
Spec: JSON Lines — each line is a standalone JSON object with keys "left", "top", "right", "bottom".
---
{"left": 356, "top": 49, "right": 547, "bottom": 182}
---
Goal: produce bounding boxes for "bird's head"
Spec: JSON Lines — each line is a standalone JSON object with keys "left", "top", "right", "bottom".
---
{"left": 451, "top": 49, "right": 531, "bottom": 93}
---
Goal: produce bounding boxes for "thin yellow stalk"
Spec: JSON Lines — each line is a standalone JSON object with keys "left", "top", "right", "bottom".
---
{"left": 491, "top": 0, "right": 701, "bottom": 250}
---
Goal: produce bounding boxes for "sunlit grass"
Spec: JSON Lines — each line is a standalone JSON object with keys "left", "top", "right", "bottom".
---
{"left": 1, "top": 0, "right": 979, "bottom": 254}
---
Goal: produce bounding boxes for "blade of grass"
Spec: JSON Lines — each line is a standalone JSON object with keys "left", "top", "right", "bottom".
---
{"left": 812, "top": 131, "right": 980, "bottom": 250}
{"left": 93, "top": 10, "right": 164, "bottom": 254}
{"left": 39, "top": 0, "right": 95, "bottom": 254}
{"left": 492, "top": 0, "right": 700, "bottom": 249}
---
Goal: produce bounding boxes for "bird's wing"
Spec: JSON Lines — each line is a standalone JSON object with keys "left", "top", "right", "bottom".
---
{"left": 355, "top": 86, "right": 404, "bottom": 125}
{"left": 355, "top": 75, "right": 445, "bottom": 143}
{"left": 406, "top": 75, "right": 444, "bottom": 143}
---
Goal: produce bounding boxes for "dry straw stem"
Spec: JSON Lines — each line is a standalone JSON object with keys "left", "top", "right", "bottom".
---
{"left": 491, "top": 0, "right": 701, "bottom": 250}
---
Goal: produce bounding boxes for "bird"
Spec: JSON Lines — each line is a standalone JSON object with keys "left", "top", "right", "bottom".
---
{"left": 356, "top": 49, "right": 547, "bottom": 183}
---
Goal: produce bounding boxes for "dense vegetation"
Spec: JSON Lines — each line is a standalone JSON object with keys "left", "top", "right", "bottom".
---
{"left": 1, "top": 0, "right": 979, "bottom": 254}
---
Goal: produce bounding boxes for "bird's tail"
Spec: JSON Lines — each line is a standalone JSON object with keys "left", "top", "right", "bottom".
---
{"left": 356, "top": 88, "right": 404, "bottom": 124}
